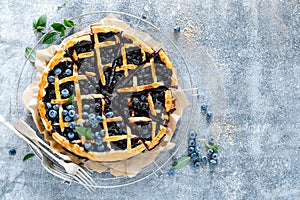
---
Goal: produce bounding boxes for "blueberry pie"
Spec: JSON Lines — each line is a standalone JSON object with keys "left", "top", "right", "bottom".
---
{"left": 38, "top": 25, "right": 178, "bottom": 162}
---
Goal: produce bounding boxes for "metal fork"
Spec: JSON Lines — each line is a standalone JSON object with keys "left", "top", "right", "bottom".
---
{"left": 0, "top": 115, "right": 96, "bottom": 191}
{"left": 14, "top": 120, "right": 97, "bottom": 191}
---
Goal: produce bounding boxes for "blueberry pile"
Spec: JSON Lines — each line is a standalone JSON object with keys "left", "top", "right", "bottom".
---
{"left": 186, "top": 131, "right": 219, "bottom": 169}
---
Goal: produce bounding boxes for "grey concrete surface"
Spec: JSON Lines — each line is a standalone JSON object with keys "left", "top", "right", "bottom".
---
{"left": 0, "top": 0, "right": 299, "bottom": 199}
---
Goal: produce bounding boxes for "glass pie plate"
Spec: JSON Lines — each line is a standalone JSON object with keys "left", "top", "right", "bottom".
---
{"left": 15, "top": 11, "right": 225, "bottom": 188}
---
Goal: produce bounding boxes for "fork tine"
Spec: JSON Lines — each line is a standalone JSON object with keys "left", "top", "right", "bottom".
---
{"left": 73, "top": 176, "right": 93, "bottom": 192}
{"left": 76, "top": 171, "right": 95, "bottom": 188}
{"left": 78, "top": 168, "right": 97, "bottom": 185}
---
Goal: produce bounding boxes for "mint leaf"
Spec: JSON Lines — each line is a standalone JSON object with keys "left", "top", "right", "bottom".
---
{"left": 63, "top": 19, "right": 75, "bottom": 27}
{"left": 23, "top": 153, "right": 35, "bottom": 161}
{"left": 58, "top": 2, "right": 67, "bottom": 9}
{"left": 51, "top": 23, "right": 66, "bottom": 37}
{"left": 75, "top": 126, "right": 87, "bottom": 137}
{"left": 25, "top": 47, "right": 36, "bottom": 63}
{"left": 42, "top": 32, "right": 59, "bottom": 44}
{"left": 86, "top": 128, "right": 93, "bottom": 138}
{"left": 205, "top": 143, "right": 219, "bottom": 152}
{"left": 172, "top": 155, "right": 191, "bottom": 169}
{"left": 33, "top": 20, "right": 38, "bottom": 29}
{"left": 36, "top": 14, "right": 47, "bottom": 27}
{"left": 75, "top": 126, "right": 93, "bottom": 138}
{"left": 66, "top": 94, "right": 74, "bottom": 105}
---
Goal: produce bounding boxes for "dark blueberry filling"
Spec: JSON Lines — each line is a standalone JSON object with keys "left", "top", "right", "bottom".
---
{"left": 100, "top": 45, "right": 123, "bottom": 65}
{"left": 68, "top": 40, "right": 93, "bottom": 56}
{"left": 97, "top": 32, "right": 119, "bottom": 43}
{"left": 126, "top": 47, "right": 142, "bottom": 65}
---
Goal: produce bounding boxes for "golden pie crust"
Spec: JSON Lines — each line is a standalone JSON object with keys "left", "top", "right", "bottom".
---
{"left": 37, "top": 24, "right": 177, "bottom": 162}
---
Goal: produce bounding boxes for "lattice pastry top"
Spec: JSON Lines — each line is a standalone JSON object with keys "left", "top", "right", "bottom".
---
{"left": 37, "top": 24, "right": 177, "bottom": 162}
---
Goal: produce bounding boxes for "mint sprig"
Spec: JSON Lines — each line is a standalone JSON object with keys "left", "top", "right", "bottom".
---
{"left": 41, "top": 19, "right": 76, "bottom": 44}
{"left": 75, "top": 126, "right": 93, "bottom": 139}
{"left": 33, "top": 15, "right": 47, "bottom": 33}
{"left": 172, "top": 155, "right": 191, "bottom": 169}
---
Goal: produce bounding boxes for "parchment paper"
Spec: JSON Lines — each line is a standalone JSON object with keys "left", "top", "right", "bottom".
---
{"left": 22, "top": 15, "right": 189, "bottom": 177}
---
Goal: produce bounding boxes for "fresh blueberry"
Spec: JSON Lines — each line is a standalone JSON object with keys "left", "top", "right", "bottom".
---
{"left": 168, "top": 169, "right": 175, "bottom": 176}
{"left": 188, "top": 146, "right": 195, "bottom": 154}
{"left": 67, "top": 132, "right": 75, "bottom": 139}
{"left": 194, "top": 161, "right": 200, "bottom": 169}
{"left": 201, "top": 103, "right": 208, "bottom": 110}
{"left": 132, "top": 97, "right": 139, "bottom": 104}
{"left": 191, "top": 153, "right": 199, "bottom": 161}
{"left": 207, "top": 149, "right": 214, "bottom": 155}
{"left": 48, "top": 75, "right": 55, "bottom": 83}
{"left": 65, "top": 69, "right": 72, "bottom": 75}
{"left": 189, "top": 130, "right": 197, "bottom": 139}
{"left": 46, "top": 102, "right": 52, "bottom": 109}
{"left": 208, "top": 137, "right": 214, "bottom": 143}
{"left": 49, "top": 110, "right": 57, "bottom": 118}
{"left": 140, "top": 95, "right": 147, "bottom": 102}
{"left": 173, "top": 25, "right": 180, "bottom": 32}
{"left": 9, "top": 149, "right": 16, "bottom": 156}
{"left": 206, "top": 111, "right": 213, "bottom": 118}
{"left": 66, "top": 105, "right": 74, "bottom": 110}
{"left": 97, "top": 144, "right": 105, "bottom": 152}
{"left": 99, "top": 130, "right": 105, "bottom": 137}
{"left": 88, "top": 113, "right": 96, "bottom": 119}
{"left": 212, "top": 153, "right": 218, "bottom": 160}
{"left": 84, "top": 142, "right": 92, "bottom": 151}
{"left": 95, "top": 131, "right": 102, "bottom": 139}
{"left": 209, "top": 159, "right": 217, "bottom": 166}
{"left": 189, "top": 139, "right": 196, "bottom": 146}
{"left": 62, "top": 110, "right": 68, "bottom": 116}
{"left": 195, "top": 146, "right": 201, "bottom": 154}
{"left": 82, "top": 112, "right": 89, "bottom": 119}
{"left": 92, "top": 123, "right": 98, "bottom": 128}
{"left": 53, "top": 104, "right": 59, "bottom": 110}
{"left": 64, "top": 116, "right": 71, "bottom": 122}
{"left": 85, "top": 119, "right": 91, "bottom": 126}
{"left": 74, "top": 114, "right": 79, "bottom": 120}
{"left": 54, "top": 68, "right": 62, "bottom": 75}
{"left": 89, "top": 117, "right": 97, "bottom": 124}
{"left": 105, "top": 111, "right": 114, "bottom": 118}
{"left": 96, "top": 115, "right": 103, "bottom": 122}
{"left": 61, "top": 89, "right": 70, "bottom": 98}
{"left": 201, "top": 156, "right": 208, "bottom": 163}
{"left": 83, "top": 104, "right": 90, "bottom": 111}
{"left": 69, "top": 122, "right": 76, "bottom": 129}
{"left": 68, "top": 110, "right": 76, "bottom": 117}
{"left": 95, "top": 138, "right": 103, "bottom": 145}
